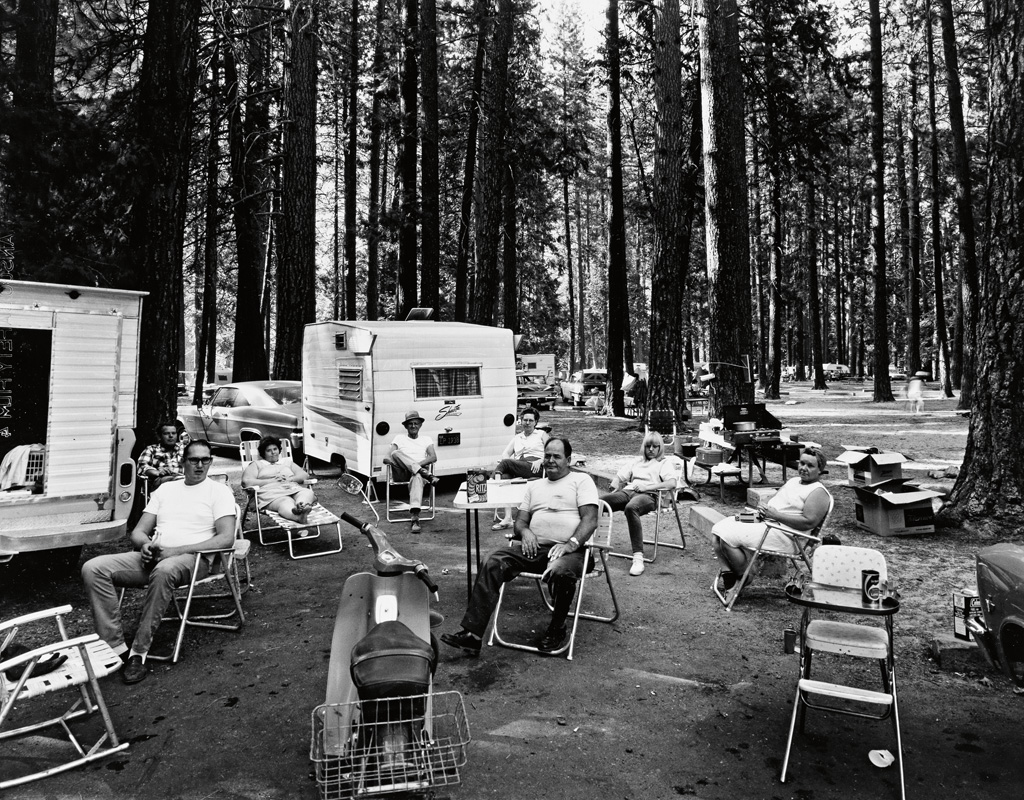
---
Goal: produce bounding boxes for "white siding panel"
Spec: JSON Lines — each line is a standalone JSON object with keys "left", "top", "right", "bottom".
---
{"left": 47, "top": 313, "right": 120, "bottom": 495}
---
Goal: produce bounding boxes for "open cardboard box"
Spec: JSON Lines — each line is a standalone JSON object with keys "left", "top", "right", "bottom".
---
{"left": 853, "top": 478, "right": 944, "bottom": 536}
{"left": 836, "top": 446, "right": 907, "bottom": 487}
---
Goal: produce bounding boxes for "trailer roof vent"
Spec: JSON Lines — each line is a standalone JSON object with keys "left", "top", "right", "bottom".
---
{"left": 404, "top": 307, "right": 435, "bottom": 321}
{"left": 335, "top": 332, "right": 347, "bottom": 350}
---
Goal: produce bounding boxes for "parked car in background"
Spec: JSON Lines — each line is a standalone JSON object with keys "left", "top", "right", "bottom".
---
{"left": 516, "top": 371, "right": 559, "bottom": 410}
{"left": 177, "top": 380, "right": 303, "bottom": 453}
{"left": 560, "top": 369, "right": 608, "bottom": 406}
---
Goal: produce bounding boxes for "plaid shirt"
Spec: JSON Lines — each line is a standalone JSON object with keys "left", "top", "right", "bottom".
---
{"left": 137, "top": 440, "right": 186, "bottom": 478}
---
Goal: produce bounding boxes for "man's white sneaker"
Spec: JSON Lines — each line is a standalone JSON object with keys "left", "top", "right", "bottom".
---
{"left": 629, "top": 554, "right": 645, "bottom": 576}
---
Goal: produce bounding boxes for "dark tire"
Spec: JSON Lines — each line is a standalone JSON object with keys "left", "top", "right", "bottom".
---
{"left": 48, "top": 545, "right": 84, "bottom": 576}
{"left": 996, "top": 623, "right": 1024, "bottom": 686}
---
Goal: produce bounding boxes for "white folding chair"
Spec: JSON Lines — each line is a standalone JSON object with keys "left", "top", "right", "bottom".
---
{"left": 713, "top": 491, "right": 834, "bottom": 611}
{"left": 384, "top": 462, "right": 436, "bottom": 523}
{"left": 1, "top": 605, "right": 128, "bottom": 789}
{"left": 239, "top": 440, "right": 342, "bottom": 559}
{"left": 781, "top": 546, "right": 905, "bottom": 800}
{"left": 610, "top": 455, "right": 688, "bottom": 565}
{"left": 645, "top": 409, "right": 677, "bottom": 446}
{"left": 488, "top": 500, "right": 620, "bottom": 661}
{"left": 144, "top": 504, "right": 248, "bottom": 663}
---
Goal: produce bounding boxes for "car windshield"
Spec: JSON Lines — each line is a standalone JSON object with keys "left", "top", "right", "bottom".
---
{"left": 261, "top": 384, "right": 302, "bottom": 405}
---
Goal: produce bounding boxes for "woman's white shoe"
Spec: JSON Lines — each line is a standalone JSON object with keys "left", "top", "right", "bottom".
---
{"left": 629, "top": 554, "right": 645, "bottom": 576}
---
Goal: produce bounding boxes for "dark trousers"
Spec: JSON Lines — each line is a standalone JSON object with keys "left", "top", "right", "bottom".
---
{"left": 461, "top": 542, "right": 586, "bottom": 636}
{"left": 600, "top": 490, "right": 657, "bottom": 553}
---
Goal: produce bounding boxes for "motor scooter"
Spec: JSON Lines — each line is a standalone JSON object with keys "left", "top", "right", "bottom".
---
{"left": 310, "top": 507, "right": 470, "bottom": 799}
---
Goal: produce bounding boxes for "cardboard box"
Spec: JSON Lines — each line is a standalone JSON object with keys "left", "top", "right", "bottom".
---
{"left": 837, "top": 446, "right": 908, "bottom": 487}
{"left": 853, "top": 479, "right": 944, "bottom": 536}
{"left": 952, "top": 588, "right": 981, "bottom": 641}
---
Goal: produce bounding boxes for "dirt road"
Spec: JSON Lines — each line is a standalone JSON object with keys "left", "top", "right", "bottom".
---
{"left": 2, "top": 389, "right": 1021, "bottom": 798}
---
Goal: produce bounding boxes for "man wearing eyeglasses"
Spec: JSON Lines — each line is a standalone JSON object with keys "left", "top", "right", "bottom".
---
{"left": 81, "top": 439, "right": 236, "bottom": 685}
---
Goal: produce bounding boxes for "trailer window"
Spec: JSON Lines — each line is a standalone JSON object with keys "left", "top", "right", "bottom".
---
{"left": 414, "top": 367, "right": 481, "bottom": 399}
{"left": 337, "top": 366, "right": 363, "bottom": 401}
{"left": 0, "top": 327, "right": 51, "bottom": 494}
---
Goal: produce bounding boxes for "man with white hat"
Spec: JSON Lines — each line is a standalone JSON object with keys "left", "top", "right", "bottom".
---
{"left": 384, "top": 410, "right": 438, "bottom": 533}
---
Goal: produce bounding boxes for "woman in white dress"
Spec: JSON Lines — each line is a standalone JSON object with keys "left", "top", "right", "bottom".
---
{"left": 241, "top": 436, "right": 317, "bottom": 523}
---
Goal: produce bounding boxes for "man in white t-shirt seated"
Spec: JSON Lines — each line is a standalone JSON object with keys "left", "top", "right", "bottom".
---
{"left": 490, "top": 406, "right": 549, "bottom": 530}
{"left": 81, "top": 439, "right": 236, "bottom": 685}
{"left": 384, "top": 410, "right": 439, "bottom": 534}
{"left": 442, "top": 437, "right": 598, "bottom": 655}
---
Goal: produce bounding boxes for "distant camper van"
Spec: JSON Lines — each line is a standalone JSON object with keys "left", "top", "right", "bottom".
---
{"left": 302, "top": 320, "right": 518, "bottom": 483}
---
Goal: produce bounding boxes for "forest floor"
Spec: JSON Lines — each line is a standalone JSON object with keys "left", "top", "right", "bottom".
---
{"left": 2, "top": 379, "right": 1022, "bottom": 800}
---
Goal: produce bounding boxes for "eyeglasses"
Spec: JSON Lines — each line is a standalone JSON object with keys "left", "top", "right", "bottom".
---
{"left": 186, "top": 456, "right": 214, "bottom": 466}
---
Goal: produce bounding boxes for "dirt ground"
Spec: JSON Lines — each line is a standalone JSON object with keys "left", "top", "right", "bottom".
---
{"left": 2, "top": 381, "right": 1022, "bottom": 799}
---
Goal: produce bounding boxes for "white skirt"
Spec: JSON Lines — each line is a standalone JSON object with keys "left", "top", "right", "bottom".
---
{"left": 711, "top": 518, "right": 800, "bottom": 554}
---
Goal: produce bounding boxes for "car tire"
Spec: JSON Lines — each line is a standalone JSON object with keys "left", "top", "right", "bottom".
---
{"left": 996, "top": 623, "right": 1024, "bottom": 686}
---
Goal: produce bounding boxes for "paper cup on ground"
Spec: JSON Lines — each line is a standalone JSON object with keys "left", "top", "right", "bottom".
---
{"left": 868, "top": 749, "right": 895, "bottom": 768}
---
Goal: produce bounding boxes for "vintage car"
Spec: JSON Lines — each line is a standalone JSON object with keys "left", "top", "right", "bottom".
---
{"left": 559, "top": 368, "right": 608, "bottom": 406}
{"left": 969, "top": 543, "right": 1024, "bottom": 686}
{"left": 177, "top": 380, "right": 303, "bottom": 453}
{"left": 516, "top": 372, "right": 559, "bottom": 410}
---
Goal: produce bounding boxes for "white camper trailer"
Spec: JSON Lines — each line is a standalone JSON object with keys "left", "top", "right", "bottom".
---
{"left": 0, "top": 280, "right": 144, "bottom": 567}
{"left": 302, "top": 321, "right": 518, "bottom": 481}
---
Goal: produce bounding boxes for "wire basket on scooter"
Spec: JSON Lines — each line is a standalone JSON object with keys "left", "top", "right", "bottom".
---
{"left": 311, "top": 691, "right": 470, "bottom": 800}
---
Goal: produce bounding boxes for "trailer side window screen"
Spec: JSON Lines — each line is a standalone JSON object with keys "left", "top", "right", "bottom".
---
{"left": 337, "top": 366, "right": 363, "bottom": 400}
{"left": 414, "top": 367, "right": 480, "bottom": 399}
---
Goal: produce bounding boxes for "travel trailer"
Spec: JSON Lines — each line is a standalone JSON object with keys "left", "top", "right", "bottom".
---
{"left": 0, "top": 280, "right": 144, "bottom": 567}
{"left": 302, "top": 321, "right": 518, "bottom": 482}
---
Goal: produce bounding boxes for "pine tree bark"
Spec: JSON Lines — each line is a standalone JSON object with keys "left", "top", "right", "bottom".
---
{"left": 807, "top": 180, "right": 826, "bottom": 389}
{"left": 907, "top": 57, "right": 922, "bottom": 375}
{"left": 868, "top": 0, "right": 894, "bottom": 400}
{"left": 470, "top": 0, "right": 512, "bottom": 325}
{"left": 345, "top": 0, "right": 360, "bottom": 319}
{"left": 606, "top": 0, "right": 629, "bottom": 415}
{"left": 273, "top": 1, "right": 318, "bottom": 379}
{"left": 419, "top": 0, "right": 440, "bottom": 316}
{"left": 128, "top": 0, "right": 201, "bottom": 438}
{"left": 366, "top": 0, "right": 388, "bottom": 321}
{"left": 397, "top": 0, "right": 420, "bottom": 317}
{"left": 946, "top": 0, "right": 1024, "bottom": 524}
{"left": 226, "top": 4, "right": 270, "bottom": 380}
{"left": 647, "top": 0, "right": 692, "bottom": 425}
{"left": 698, "top": 0, "right": 753, "bottom": 410}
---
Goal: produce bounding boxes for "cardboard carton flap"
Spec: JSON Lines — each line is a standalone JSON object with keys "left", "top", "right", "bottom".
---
{"left": 837, "top": 449, "right": 907, "bottom": 466}
{"left": 875, "top": 489, "right": 944, "bottom": 505}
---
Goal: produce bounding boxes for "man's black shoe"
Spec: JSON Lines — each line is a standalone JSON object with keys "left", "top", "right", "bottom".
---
{"left": 121, "top": 654, "right": 148, "bottom": 684}
{"left": 441, "top": 630, "right": 481, "bottom": 655}
{"left": 537, "top": 625, "right": 567, "bottom": 653}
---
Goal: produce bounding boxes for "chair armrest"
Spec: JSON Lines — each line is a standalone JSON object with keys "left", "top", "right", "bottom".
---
{"left": 0, "top": 604, "right": 74, "bottom": 633}
{"left": 764, "top": 520, "right": 821, "bottom": 543}
{"left": 586, "top": 541, "right": 612, "bottom": 552}
{"left": 198, "top": 546, "right": 236, "bottom": 556}
{"left": 0, "top": 633, "right": 100, "bottom": 672}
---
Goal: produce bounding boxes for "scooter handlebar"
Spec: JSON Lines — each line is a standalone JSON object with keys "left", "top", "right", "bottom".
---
{"left": 340, "top": 511, "right": 365, "bottom": 531}
{"left": 415, "top": 565, "right": 438, "bottom": 594}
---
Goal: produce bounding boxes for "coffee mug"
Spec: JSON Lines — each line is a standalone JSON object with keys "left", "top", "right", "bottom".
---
{"left": 861, "top": 569, "right": 881, "bottom": 604}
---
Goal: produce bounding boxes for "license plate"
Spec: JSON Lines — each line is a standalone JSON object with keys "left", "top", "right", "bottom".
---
{"left": 437, "top": 432, "right": 460, "bottom": 446}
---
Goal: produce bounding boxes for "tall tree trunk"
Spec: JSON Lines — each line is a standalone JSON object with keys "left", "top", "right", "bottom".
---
{"left": 227, "top": 4, "right": 270, "bottom": 381}
{"left": 367, "top": 0, "right": 388, "bottom": 321}
{"left": 937, "top": 0, "right": 979, "bottom": 407}
{"left": 345, "top": 0, "right": 359, "bottom": 319}
{"left": 606, "top": 0, "right": 629, "bottom": 415}
{"left": 647, "top": 0, "right": 691, "bottom": 425}
{"left": 129, "top": 0, "right": 201, "bottom": 437}
{"left": 454, "top": 0, "right": 487, "bottom": 322}
{"left": 273, "top": 0, "right": 318, "bottom": 379}
{"left": 419, "top": 0, "right": 440, "bottom": 316}
{"left": 564, "top": 174, "right": 576, "bottom": 368}
{"left": 502, "top": 163, "right": 518, "bottom": 331}
{"left": 947, "top": 0, "right": 1024, "bottom": 524}
{"left": 895, "top": 106, "right": 910, "bottom": 371}
{"left": 751, "top": 110, "right": 767, "bottom": 391}
{"left": 470, "top": 0, "right": 512, "bottom": 325}
{"left": 699, "top": 0, "right": 752, "bottom": 410}
{"left": 8, "top": 0, "right": 58, "bottom": 270}
{"left": 908, "top": 57, "right": 923, "bottom": 375}
{"left": 195, "top": 44, "right": 221, "bottom": 405}
{"left": 575, "top": 180, "right": 587, "bottom": 371}
{"left": 333, "top": 83, "right": 343, "bottom": 318}
{"left": 807, "top": 180, "right": 826, "bottom": 389}
{"left": 867, "top": 0, "right": 894, "bottom": 400}
{"left": 926, "top": 10, "right": 953, "bottom": 397}
{"left": 397, "top": 0, "right": 420, "bottom": 317}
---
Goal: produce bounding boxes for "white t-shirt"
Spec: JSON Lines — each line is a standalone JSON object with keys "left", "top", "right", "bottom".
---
{"left": 614, "top": 456, "right": 675, "bottom": 490}
{"left": 502, "top": 429, "right": 549, "bottom": 461}
{"left": 145, "top": 478, "right": 236, "bottom": 549}
{"left": 392, "top": 433, "right": 433, "bottom": 463}
{"left": 518, "top": 471, "right": 599, "bottom": 546}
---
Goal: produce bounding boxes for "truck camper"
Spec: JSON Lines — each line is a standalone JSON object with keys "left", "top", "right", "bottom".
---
{"left": 302, "top": 320, "right": 518, "bottom": 483}
{"left": 0, "top": 280, "right": 144, "bottom": 568}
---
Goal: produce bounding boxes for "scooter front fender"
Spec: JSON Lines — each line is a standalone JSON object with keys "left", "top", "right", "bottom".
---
{"left": 321, "top": 572, "right": 432, "bottom": 755}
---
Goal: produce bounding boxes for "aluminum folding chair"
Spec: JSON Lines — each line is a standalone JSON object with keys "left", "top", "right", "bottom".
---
{"left": 610, "top": 455, "right": 688, "bottom": 565}
{"left": 1, "top": 605, "right": 128, "bottom": 789}
{"left": 488, "top": 500, "right": 620, "bottom": 661}
{"left": 384, "top": 462, "right": 436, "bottom": 523}
{"left": 713, "top": 491, "right": 834, "bottom": 611}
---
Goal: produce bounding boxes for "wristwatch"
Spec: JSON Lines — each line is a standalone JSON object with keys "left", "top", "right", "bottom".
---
{"left": 569, "top": 536, "right": 581, "bottom": 550}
